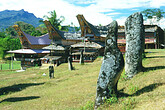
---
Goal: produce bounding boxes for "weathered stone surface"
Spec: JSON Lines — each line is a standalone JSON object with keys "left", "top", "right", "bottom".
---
{"left": 95, "top": 21, "right": 124, "bottom": 108}
{"left": 49, "top": 66, "right": 54, "bottom": 79}
{"left": 79, "top": 50, "right": 84, "bottom": 64}
{"left": 125, "top": 12, "right": 145, "bottom": 78}
{"left": 68, "top": 56, "right": 73, "bottom": 70}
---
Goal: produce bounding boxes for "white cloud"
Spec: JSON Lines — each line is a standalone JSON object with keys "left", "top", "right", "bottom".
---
{"left": 159, "top": 18, "right": 165, "bottom": 29}
{"left": 149, "top": 0, "right": 165, "bottom": 8}
{"left": 143, "top": 17, "right": 165, "bottom": 29}
{"left": 0, "top": 0, "right": 165, "bottom": 28}
{"left": 75, "top": 0, "right": 97, "bottom": 4}
{"left": 116, "top": 17, "right": 127, "bottom": 26}
{"left": 106, "top": 12, "right": 122, "bottom": 16}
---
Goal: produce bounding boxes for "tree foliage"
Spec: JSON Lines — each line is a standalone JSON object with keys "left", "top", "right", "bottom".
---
{"left": 6, "top": 21, "right": 47, "bottom": 37}
{"left": 0, "top": 36, "right": 22, "bottom": 59}
{"left": 142, "top": 8, "right": 165, "bottom": 24}
{"left": 43, "top": 10, "right": 66, "bottom": 30}
{"left": 0, "top": 21, "right": 48, "bottom": 59}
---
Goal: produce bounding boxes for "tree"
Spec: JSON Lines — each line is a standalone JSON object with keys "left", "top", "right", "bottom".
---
{"left": 43, "top": 10, "right": 65, "bottom": 30}
{"left": 68, "top": 22, "right": 80, "bottom": 32}
{"left": 6, "top": 21, "right": 46, "bottom": 37}
{"left": 142, "top": 8, "right": 165, "bottom": 25}
{"left": 0, "top": 32, "right": 6, "bottom": 38}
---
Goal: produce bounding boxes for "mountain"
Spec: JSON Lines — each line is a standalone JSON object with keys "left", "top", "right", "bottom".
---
{"left": 0, "top": 9, "right": 43, "bottom": 31}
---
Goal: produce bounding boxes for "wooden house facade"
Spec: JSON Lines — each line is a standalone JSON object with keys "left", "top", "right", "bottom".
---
{"left": 77, "top": 14, "right": 165, "bottom": 53}
{"left": 70, "top": 41, "right": 104, "bottom": 62}
{"left": 8, "top": 25, "right": 52, "bottom": 68}
{"left": 8, "top": 49, "right": 50, "bottom": 69}
{"left": 43, "top": 20, "right": 83, "bottom": 64}
{"left": 43, "top": 20, "right": 105, "bottom": 63}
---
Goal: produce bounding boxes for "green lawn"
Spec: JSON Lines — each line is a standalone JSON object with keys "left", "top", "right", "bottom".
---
{"left": 0, "top": 49, "right": 165, "bottom": 110}
{"left": 0, "top": 60, "right": 21, "bottom": 70}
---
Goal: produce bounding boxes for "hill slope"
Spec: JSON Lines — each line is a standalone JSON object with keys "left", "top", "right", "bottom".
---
{"left": 0, "top": 9, "right": 42, "bottom": 30}
{"left": 0, "top": 49, "right": 165, "bottom": 110}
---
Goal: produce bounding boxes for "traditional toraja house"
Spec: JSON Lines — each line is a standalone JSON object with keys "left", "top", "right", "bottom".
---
{"left": 42, "top": 43, "right": 69, "bottom": 65}
{"left": 43, "top": 20, "right": 82, "bottom": 46}
{"left": 77, "top": 14, "right": 109, "bottom": 42}
{"left": 70, "top": 41, "right": 104, "bottom": 62}
{"left": 43, "top": 20, "right": 83, "bottom": 64}
{"left": 7, "top": 25, "right": 51, "bottom": 68}
{"left": 13, "top": 25, "right": 51, "bottom": 49}
{"left": 116, "top": 25, "right": 165, "bottom": 52}
{"left": 43, "top": 20, "right": 106, "bottom": 63}
{"left": 144, "top": 25, "right": 164, "bottom": 49}
{"left": 7, "top": 49, "right": 49, "bottom": 69}
{"left": 77, "top": 14, "right": 125, "bottom": 53}
{"left": 76, "top": 14, "right": 165, "bottom": 52}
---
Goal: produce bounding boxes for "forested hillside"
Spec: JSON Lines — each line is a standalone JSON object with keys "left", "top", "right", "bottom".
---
{"left": 0, "top": 9, "right": 42, "bottom": 30}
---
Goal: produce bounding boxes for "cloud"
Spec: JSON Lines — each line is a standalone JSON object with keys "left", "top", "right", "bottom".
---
{"left": 106, "top": 12, "right": 122, "bottom": 16}
{"left": 0, "top": 0, "right": 165, "bottom": 28}
{"left": 149, "top": 0, "right": 165, "bottom": 8}
{"left": 116, "top": 17, "right": 127, "bottom": 26}
{"left": 159, "top": 18, "right": 165, "bottom": 29}
{"left": 144, "top": 17, "right": 165, "bottom": 29}
{"left": 74, "top": 0, "right": 97, "bottom": 4}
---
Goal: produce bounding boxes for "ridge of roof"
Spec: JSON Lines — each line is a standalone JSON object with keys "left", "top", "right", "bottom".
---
{"left": 22, "top": 31, "right": 51, "bottom": 45}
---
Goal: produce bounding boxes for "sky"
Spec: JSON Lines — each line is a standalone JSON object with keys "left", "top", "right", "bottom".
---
{"left": 0, "top": 0, "right": 165, "bottom": 28}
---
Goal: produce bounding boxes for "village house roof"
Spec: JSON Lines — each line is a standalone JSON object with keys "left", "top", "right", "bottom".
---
{"left": 77, "top": 14, "right": 163, "bottom": 39}
{"left": 22, "top": 32, "right": 51, "bottom": 45}
{"left": 42, "top": 44, "right": 66, "bottom": 50}
{"left": 43, "top": 20, "right": 82, "bottom": 41}
{"left": 41, "top": 55, "right": 62, "bottom": 61}
{"left": 77, "top": 14, "right": 113, "bottom": 38}
{"left": 71, "top": 41, "right": 104, "bottom": 49}
{"left": 7, "top": 49, "right": 50, "bottom": 54}
{"left": 13, "top": 25, "right": 51, "bottom": 46}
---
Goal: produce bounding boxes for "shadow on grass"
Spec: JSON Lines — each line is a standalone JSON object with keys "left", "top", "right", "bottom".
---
{"left": 143, "top": 66, "right": 165, "bottom": 72}
{"left": 0, "top": 96, "right": 40, "bottom": 103}
{"left": 146, "top": 56, "right": 165, "bottom": 58}
{"left": 0, "top": 83, "right": 44, "bottom": 96}
{"left": 132, "top": 83, "right": 164, "bottom": 96}
{"left": 118, "top": 83, "right": 165, "bottom": 98}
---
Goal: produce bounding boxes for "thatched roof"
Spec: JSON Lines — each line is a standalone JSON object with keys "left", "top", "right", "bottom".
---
{"left": 71, "top": 41, "right": 104, "bottom": 49}
{"left": 7, "top": 49, "right": 50, "bottom": 54}
{"left": 41, "top": 54, "right": 62, "bottom": 61}
{"left": 42, "top": 44, "right": 66, "bottom": 50}
{"left": 72, "top": 52, "right": 96, "bottom": 55}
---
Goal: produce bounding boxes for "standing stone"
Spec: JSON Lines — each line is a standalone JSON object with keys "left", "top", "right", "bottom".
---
{"left": 95, "top": 21, "right": 124, "bottom": 109}
{"left": 49, "top": 66, "right": 54, "bottom": 79}
{"left": 68, "top": 56, "right": 73, "bottom": 70}
{"left": 79, "top": 50, "right": 84, "bottom": 64}
{"left": 125, "top": 12, "right": 145, "bottom": 78}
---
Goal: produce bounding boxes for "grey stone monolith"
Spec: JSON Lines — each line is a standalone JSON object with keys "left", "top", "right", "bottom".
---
{"left": 79, "top": 50, "right": 84, "bottom": 64}
{"left": 95, "top": 21, "right": 124, "bottom": 109}
{"left": 68, "top": 56, "right": 73, "bottom": 70}
{"left": 49, "top": 66, "right": 54, "bottom": 79}
{"left": 125, "top": 12, "right": 145, "bottom": 78}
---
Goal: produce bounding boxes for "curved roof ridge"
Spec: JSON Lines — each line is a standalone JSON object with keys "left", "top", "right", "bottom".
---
{"left": 22, "top": 31, "right": 51, "bottom": 45}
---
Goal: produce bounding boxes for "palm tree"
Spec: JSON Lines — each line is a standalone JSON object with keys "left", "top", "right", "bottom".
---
{"left": 43, "top": 10, "right": 65, "bottom": 30}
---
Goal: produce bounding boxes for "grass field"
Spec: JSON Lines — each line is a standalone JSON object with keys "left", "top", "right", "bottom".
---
{"left": 0, "top": 49, "right": 165, "bottom": 110}
{"left": 0, "top": 60, "right": 21, "bottom": 70}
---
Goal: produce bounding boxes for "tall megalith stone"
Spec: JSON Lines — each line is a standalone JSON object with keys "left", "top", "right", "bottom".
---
{"left": 125, "top": 12, "right": 145, "bottom": 78}
{"left": 68, "top": 56, "right": 73, "bottom": 70}
{"left": 95, "top": 21, "right": 124, "bottom": 108}
{"left": 79, "top": 50, "right": 84, "bottom": 64}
